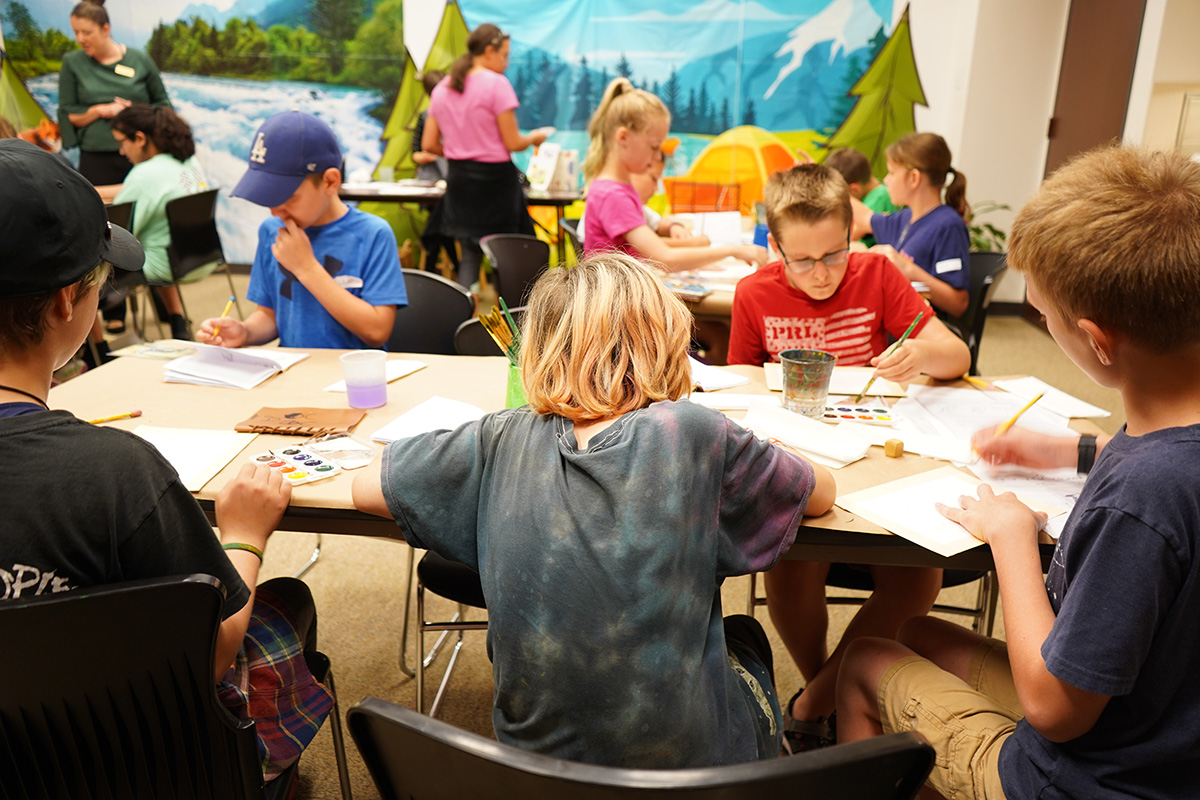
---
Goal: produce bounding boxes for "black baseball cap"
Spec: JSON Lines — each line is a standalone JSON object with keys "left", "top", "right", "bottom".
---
{"left": 0, "top": 139, "right": 143, "bottom": 298}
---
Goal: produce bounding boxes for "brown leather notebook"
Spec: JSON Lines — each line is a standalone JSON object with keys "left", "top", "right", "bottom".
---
{"left": 234, "top": 407, "right": 366, "bottom": 436}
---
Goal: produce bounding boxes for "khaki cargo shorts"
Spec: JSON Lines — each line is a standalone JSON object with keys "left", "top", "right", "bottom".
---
{"left": 877, "top": 638, "right": 1021, "bottom": 800}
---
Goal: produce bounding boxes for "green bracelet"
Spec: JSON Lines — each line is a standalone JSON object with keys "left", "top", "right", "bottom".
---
{"left": 222, "top": 542, "right": 264, "bottom": 562}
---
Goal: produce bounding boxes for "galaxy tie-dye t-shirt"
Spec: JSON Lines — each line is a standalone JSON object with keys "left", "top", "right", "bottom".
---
{"left": 381, "top": 399, "right": 815, "bottom": 767}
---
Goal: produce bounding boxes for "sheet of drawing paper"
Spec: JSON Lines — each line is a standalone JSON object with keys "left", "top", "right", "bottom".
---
{"left": 132, "top": 426, "right": 258, "bottom": 491}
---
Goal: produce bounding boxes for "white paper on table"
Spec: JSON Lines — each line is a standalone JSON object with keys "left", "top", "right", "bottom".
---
{"left": 164, "top": 343, "right": 309, "bottom": 390}
{"left": 838, "top": 466, "right": 1061, "bottom": 557}
{"left": 742, "top": 401, "right": 869, "bottom": 468}
{"left": 898, "top": 385, "right": 1077, "bottom": 441}
{"left": 370, "top": 396, "right": 486, "bottom": 444}
{"left": 992, "top": 377, "right": 1111, "bottom": 419}
{"left": 690, "top": 357, "right": 750, "bottom": 391}
{"left": 323, "top": 359, "right": 427, "bottom": 392}
{"left": 968, "top": 462, "right": 1085, "bottom": 524}
{"left": 763, "top": 362, "right": 905, "bottom": 397}
{"left": 132, "top": 426, "right": 258, "bottom": 492}
{"left": 688, "top": 393, "right": 779, "bottom": 411}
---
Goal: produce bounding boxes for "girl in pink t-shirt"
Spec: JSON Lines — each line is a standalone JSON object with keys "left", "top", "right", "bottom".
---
{"left": 421, "top": 23, "right": 554, "bottom": 289}
{"left": 582, "top": 78, "right": 767, "bottom": 272}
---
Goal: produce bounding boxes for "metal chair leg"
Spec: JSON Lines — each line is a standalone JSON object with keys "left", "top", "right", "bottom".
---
{"left": 293, "top": 533, "right": 322, "bottom": 579}
{"left": 323, "top": 667, "right": 353, "bottom": 800}
{"left": 398, "top": 547, "right": 416, "bottom": 677}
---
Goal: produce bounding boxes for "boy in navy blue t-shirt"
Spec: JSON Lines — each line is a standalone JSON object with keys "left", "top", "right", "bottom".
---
{"left": 837, "top": 146, "right": 1200, "bottom": 799}
{"left": 198, "top": 111, "right": 408, "bottom": 349}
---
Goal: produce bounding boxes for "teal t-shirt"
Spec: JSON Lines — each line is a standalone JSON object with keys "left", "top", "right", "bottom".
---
{"left": 115, "top": 154, "right": 211, "bottom": 283}
{"left": 57, "top": 48, "right": 170, "bottom": 152}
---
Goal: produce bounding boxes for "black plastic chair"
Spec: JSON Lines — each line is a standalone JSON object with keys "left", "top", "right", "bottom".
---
{"left": 388, "top": 269, "right": 477, "bottom": 354}
{"left": 944, "top": 252, "right": 1008, "bottom": 376}
{"left": 560, "top": 217, "right": 583, "bottom": 261}
{"left": 0, "top": 574, "right": 350, "bottom": 800}
{"left": 480, "top": 233, "right": 550, "bottom": 307}
{"left": 454, "top": 306, "right": 527, "bottom": 356}
{"left": 348, "top": 697, "right": 934, "bottom": 800}
{"left": 165, "top": 188, "right": 244, "bottom": 325}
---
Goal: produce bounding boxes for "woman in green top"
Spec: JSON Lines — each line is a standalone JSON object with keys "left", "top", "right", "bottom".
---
{"left": 58, "top": 0, "right": 170, "bottom": 186}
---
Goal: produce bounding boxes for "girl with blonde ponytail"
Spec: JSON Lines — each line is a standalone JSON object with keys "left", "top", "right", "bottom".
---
{"left": 583, "top": 78, "right": 767, "bottom": 272}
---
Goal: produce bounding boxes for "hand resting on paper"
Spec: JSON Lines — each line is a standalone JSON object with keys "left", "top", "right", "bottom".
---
{"left": 935, "top": 483, "right": 1047, "bottom": 546}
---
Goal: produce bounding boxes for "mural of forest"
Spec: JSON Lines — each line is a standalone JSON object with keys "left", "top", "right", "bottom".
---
{"left": 2, "top": 0, "right": 912, "bottom": 262}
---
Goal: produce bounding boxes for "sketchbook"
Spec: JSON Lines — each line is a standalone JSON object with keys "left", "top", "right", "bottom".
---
{"left": 132, "top": 426, "right": 258, "bottom": 491}
{"left": 164, "top": 343, "right": 310, "bottom": 390}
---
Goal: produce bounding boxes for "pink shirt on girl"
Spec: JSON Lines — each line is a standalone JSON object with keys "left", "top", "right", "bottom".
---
{"left": 428, "top": 70, "right": 519, "bottom": 163}
{"left": 583, "top": 179, "right": 647, "bottom": 257}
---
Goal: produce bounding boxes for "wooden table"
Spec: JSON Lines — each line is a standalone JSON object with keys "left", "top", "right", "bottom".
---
{"left": 49, "top": 353, "right": 1091, "bottom": 570}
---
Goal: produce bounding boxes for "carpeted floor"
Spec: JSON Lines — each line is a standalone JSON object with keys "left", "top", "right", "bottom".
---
{"left": 101, "top": 274, "right": 1124, "bottom": 799}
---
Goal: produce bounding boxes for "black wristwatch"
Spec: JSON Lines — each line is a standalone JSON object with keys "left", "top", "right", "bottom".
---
{"left": 1077, "top": 434, "right": 1098, "bottom": 474}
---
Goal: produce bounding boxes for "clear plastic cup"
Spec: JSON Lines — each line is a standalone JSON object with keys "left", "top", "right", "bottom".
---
{"left": 340, "top": 350, "right": 388, "bottom": 409}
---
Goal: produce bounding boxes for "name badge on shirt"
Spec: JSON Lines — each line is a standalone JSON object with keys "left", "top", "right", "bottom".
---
{"left": 114, "top": 64, "right": 136, "bottom": 78}
{"left": 935, "top": 257, "right": 963, "bottom": 274}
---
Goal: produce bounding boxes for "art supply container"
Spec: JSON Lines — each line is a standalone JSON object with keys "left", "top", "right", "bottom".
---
{"left": 340, "top": 350, "right": 388, "bottom": 409}
{"left": 506, "top": 363, "right": 527, "bottom": 408}
{"left": 753, "top": 223, "right": 769, "bottom": 249}
{"left": 779, "top": 349, "right": 836, "bottom": 419}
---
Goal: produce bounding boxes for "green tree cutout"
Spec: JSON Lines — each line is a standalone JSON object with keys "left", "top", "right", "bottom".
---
{"left": 823, "top": 3, "right": 925, "bottom": 179}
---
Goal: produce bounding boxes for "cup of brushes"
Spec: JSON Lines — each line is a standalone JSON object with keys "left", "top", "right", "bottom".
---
{"left": 479, "top": 299, "right": 527, "bottom": 409}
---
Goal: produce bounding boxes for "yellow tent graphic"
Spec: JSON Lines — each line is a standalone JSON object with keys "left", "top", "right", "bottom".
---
{"left": 663, "top": 126, "right": 795, "bottom": 216}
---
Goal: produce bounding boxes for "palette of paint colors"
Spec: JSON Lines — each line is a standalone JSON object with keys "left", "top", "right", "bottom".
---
{"left": 822, "top": 403, "right": 898, "bottom": 425}
{"left": 248, "top": 446, "right": 342, "bottom": 484}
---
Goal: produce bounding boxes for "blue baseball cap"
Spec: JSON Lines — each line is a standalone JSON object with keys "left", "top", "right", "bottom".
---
{"left": 231, "top": 111, "right": 343, "bottom": 208}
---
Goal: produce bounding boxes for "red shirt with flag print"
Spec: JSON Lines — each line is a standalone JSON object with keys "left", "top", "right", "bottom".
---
{"left": 728, "top": 252, "right": 931, "bottom": 366}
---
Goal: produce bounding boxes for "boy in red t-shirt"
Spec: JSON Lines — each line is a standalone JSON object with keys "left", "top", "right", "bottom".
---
{"left": 730, "top": 163, "right": 969, "bottom": 752}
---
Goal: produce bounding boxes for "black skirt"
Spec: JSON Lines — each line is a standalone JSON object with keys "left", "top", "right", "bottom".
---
{"left": 441, "top": 159, "right": 534, "bottom": 242}
{"left": 79, "top": 150, "right": 131, "bottom": 185}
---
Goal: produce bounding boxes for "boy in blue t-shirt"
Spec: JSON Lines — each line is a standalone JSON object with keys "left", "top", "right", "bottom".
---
{"left": 198, "top": 111, "right": 407, "bottom": 349}
{"left": 837, "top": 146, "right": 1200, "bottom": 799}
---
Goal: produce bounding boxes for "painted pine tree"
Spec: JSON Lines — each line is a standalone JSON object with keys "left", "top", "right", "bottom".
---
{"left": 822, "top": 3, "right": 925, "bottom": 178}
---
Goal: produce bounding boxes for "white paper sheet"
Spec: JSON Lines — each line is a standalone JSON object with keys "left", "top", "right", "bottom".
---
{"left": 742, "top": 401, "right": 869, "bottom": 468}
{"left": 690, "top": 357, "right": 750, "bottom": 391}
{"left": 370, "top": 396, "right": 486, "bottom": 444}
{"left": 833, "top": 419, "right": 977, "bottom": 465}
{"left": 763, "top": 363, "right": 906, "bottom": 397}
{"left": 838, "top": 466, "right": 1061, "bottom": 557}
{"left": 323, "top": 359, "right": 427, "bottom": 392}
{"left": 672, "top": 211, "right": 744, "bottom": 245}
{"left": 992, "top": 377, "right": 1111, "bottom": 419}
{"left": 968, "top": 462, "right": 1085, "bottom": 532}
{"left": 132, "top": 426, "right": 258, "bottom": 492}
{"left": 897, "top": 385, "right": 1076, "bottom": 441}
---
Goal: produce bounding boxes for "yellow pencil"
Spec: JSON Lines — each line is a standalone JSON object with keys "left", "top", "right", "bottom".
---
{"left": 854, "top": 311, "right": 924, "bottom": 402}
{"left": 211, "top": 296, "right": 236, "bottom": 340}
{"left": 962, "top": 375, "right": 993, "bottom": 390}
{"left": 87, "top": 409, "right": 142, "bottom": 424}
{"left": 995, "top": 392, "right": 1044, "bottom": 436}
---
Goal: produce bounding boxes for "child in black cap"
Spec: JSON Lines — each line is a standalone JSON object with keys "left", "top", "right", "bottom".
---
{"left": 0, "top": 138, "right": 334, "bottom": 787}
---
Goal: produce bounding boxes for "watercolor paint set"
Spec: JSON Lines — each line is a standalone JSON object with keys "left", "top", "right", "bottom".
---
{"left": 821, "top": 400, "right": 899, "bottom": 426}
{"left": 248, "top": 446, "right": 343, "bottom": 484}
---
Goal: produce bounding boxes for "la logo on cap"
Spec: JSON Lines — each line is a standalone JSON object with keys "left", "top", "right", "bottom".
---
{"left": 250, "top": 132, "right": 268, "bottom": 164}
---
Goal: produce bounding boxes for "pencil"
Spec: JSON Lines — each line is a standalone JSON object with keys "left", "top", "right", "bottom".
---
{"left": 854, "top": 311, "right": 924, "bottom": 402}
{"left": 995, "top": 392, "right": 1044, "bottom": 436}
{"left": 87, "top": 409, "right": 142, "bottom": 424}
{"left": 211, "top": 296, "right": 236, "bottom": 340}
{"left": 962, "top": 375, "right": 993, "bottom": 390}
